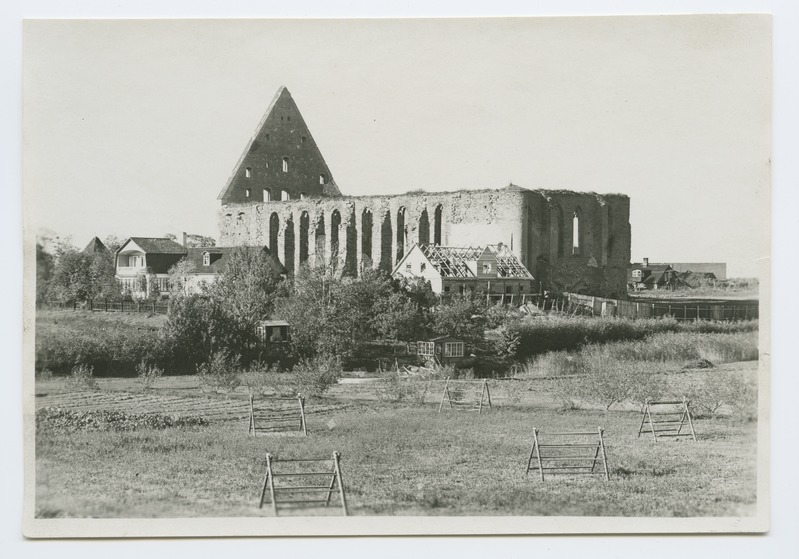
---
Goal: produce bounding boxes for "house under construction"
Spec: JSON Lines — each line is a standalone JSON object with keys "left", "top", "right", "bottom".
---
{"left": 392, "top": 243, "right": 535, "bottom": 296}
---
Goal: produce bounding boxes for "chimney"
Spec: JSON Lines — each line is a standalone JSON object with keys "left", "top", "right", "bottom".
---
{"left": 182, "top": 232, "right": 188, "bottom": 247}
{"left": 643, "top": 257, "right": 649, "bottom": 267}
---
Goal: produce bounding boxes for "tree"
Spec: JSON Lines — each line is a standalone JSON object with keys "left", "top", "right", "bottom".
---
{"left": 430, "top": 294, "right": 487, "bottom": 345}
{"left": 36, "top": 242, "right": 55, "bottom": 303}
{"left": 167, "top": 258, "right": 198, "bottom": 297}
{"left": 48, "top": 248, "right": 93, "bottom": 303}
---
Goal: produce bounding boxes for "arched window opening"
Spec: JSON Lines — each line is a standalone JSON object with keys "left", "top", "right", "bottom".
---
{"left": 281, "top": 190, "right": 290, "bottom": 201}
{"left": 315, "top": 214, "right": 326, "bottom": 268}
{"left": 418, "top": 208, "right": 430, "bottom": 245}
{"left": 361, "top": 208, "right": 373, "bottom": 269}
{"left": 284, "top": 217, "right": 295, "bottom": 274}
{"left": 572, "top": 208, "right": 581, "bottom": 256}
{"left": 245, "top": 167, "right": 252, "bottom": 178}
{"left": 396, "top": 207, "right": 406, "bottom": 264}
{"left": 269, "top": 213, "right": 280, "bottom": 253}
{"left": 245, "top": 188, "right": 251, "bottom": 198}
{"left": 202, "top": 252, "right": 210, "bottom": 267}
{"left": 300, "top": 192, "right": 306, "bottom": 200}
{"left": 263, "top": 188, "right": 271, "bottom": 202}
{"left": 299, "top": 211, "right": 310, "bottom": 265}
{"left": 331, "top": 210, "right": 342, "bottom": 272}
{"left": 433, "top": 204, "right": 443, "bottom": 245}
{"left": 380, "top": 211, "right": 392, "bottom": 272}
{"left": 282, "top": 157, "right": 289, "bottom": 173}
{"left": 319, "top": 173, "right": 327, "bottom": 185}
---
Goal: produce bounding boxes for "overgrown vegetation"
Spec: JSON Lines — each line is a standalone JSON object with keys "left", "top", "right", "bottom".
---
{"left": 197, "top": 352, "right": 242, "bottom": 394}
{"left": 65, "top": 364, "right": 99, "bottom": 391}
{"left": 135, "top": 360, "right": 163, "bottom": 389}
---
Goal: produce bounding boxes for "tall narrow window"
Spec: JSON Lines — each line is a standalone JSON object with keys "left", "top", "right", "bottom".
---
{"left": 202, "top": 252, "right": 210, "bottom": 266}
{"left": 282, "top": 157, "right": 289, "bottom": 172}
{"left": 319, "top": 173, "right": 326, "bottom": 185}
{"left": 245, "top": 167, "right": 252, "bottom": 178}
{"left": 281, "top": 190, "right": 290, "bottom": 201}
{"left": 300, "top": 193, "right": 306, "bottom": 200}
{"left": 263, "top": 188, "right": 271, "bottom": 202}
{"left": 572, "top": 209, "right": 581, "bottom": 255}
{"left": 245, "top": 188, "right": 251, "bottom": 198}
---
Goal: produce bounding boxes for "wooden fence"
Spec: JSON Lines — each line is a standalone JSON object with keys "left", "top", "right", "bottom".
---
{"left": 43, "top": 300, "right": 169, "bottom": 314}
{"left": 563, "top": 293, "right": 758, "bottom": 321}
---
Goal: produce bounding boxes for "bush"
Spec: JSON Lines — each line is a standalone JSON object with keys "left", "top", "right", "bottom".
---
{"left": 135, "top": 360, "right": 163, "bottom": 389}
{"left": 36, "top": 368, "right": 54, "bottom": 381}
{"left": 240, "top": 362, "right": 297, "bottom": 397}
{"left": 290, "top": 354, "right": 343, "bottom": 397}
{"left": 65, "top": 364, "right": 98, "bottom": 391}
{"left": 197, "top": 352, "right": 242, "bottom": 393}
{"left": 375, "top": 370, "right": 434, "bottom": 404}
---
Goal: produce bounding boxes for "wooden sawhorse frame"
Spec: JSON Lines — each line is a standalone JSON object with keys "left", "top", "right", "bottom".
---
{"left": 248, "top": 395, "right": 308, "bottom": 436}
{"left": 637, "top": 398, "right": 697, "bottom": 442}
{"left": 526, "top": 427, "right": 610, "bottom": 481}
{"left": 437, "top": 378, "right": 492, "bottom": 414}
{"left": 259, "top": 452, "right": 348, "bottom": 516}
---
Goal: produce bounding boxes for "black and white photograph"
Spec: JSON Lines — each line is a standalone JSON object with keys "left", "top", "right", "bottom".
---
{"left": 14, "top": 7, "right": 783, "bottom": 544}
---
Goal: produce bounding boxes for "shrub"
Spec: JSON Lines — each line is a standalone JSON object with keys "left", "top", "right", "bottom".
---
{"left": 65, "top": 364, "right": 98, "bottom": 391}
{"left": 240, "top": 362, "right": 295, "bottom": 397}
{"left": 290, "top": 354, "right": 343, "bottom": 397}
{"left": 36, "top": 368, "right": 54, "bottom": 381}
{"left": 135, "top": 360, "right": 163, "bottom": 389}
{"left": 374, "top": 370, "right": 433, "bottom": 404}
{"left": 197, "top": 352, "right": 242, "bottom": 393}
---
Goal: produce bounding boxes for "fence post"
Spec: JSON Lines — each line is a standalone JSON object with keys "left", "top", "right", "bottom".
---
{"left": 152, "top": 301, "right": 156, "bottom": 313}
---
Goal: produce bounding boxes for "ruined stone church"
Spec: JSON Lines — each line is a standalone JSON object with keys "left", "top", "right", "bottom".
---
{"left": 218, "top": 87, "right": 631, "bottom": 297}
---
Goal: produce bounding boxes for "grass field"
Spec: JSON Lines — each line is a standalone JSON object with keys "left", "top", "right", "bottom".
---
{"left": 34, "top": 361, "right": 758, "bottom": 518}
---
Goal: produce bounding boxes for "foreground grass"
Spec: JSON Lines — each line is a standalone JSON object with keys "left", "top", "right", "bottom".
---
{"left": 36, "top": 401, "right": 757, "bottom": 518}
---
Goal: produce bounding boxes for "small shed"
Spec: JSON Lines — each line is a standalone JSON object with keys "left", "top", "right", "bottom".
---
{"left": 416, "top": 335, "right": 466, "bottom": 366}
{"left": 256, "top": 320, "right": 290, "bottom": 345}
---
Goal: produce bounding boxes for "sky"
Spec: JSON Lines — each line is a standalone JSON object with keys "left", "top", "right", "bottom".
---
{"left": 23, "top": 16, "right": 770, "bottom": 277}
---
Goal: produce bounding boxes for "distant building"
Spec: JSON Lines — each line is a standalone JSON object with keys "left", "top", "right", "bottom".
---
{"left": 114, "top": 237, "right": 285, "bottom": 296}
{"left": 668, "top": 262, "right": 727, "bottom": 281}
{"left": 81, "top": 236, "right": 109, "bottom": 255}
{"left": 392, "top": 243, "right": 535, "bottom": 297}
{"left": 627, "top": 258, "right": 678, "bottom": 290}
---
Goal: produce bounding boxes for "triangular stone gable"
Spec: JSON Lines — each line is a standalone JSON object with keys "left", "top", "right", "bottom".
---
{"left": 82, "top": 236, "right": 108, "bottom": 254}
{"left": 218, "top": 86, "right": 340, "bottom": 204}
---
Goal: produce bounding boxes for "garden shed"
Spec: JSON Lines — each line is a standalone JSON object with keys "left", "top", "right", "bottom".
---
{"left": 416, "top": 335, "right": 466, "bottom": 366}
{"left": 256, "top": 319, "right": 290, "bottom": 346}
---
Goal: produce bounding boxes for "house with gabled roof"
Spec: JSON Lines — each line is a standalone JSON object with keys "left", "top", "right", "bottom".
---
{"left": 114, "top": 237, "right": 285, "bottom": 297}
{"left": 627, "top": 258, "right": 678, "bottom": 290}
{"left": 392, "top": 243, "right": 535, "bottom": 297}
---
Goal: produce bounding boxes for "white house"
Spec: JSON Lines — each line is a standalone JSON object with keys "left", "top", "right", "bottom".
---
{"left": 392, "top": 243, "right": 535, "bottom": 297}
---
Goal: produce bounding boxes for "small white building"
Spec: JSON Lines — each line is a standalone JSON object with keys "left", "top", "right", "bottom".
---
{"left": 392, "top": 243, "right": 535, "bottom": 297}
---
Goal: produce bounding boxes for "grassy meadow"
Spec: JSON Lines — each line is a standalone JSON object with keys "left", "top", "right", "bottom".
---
{"left": 34, "top": 308, "right": 760, "bottom": 518}
{"left": 35, "top": 362, "right": 758, "bottom": 518}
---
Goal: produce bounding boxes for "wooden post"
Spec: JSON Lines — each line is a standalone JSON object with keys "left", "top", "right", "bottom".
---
{"left": 485, "top": 380, "right": 492, "bottom": 409}
{"left": 438, "top": 378, "right": 450, "bottom": 413}
{"left": 333, "top": 452, "right": 349, "bottom": 516}
{"left": 598, "top": 427, "right": 610, "bottom": 481}
{"left": 532, "top": 428, "right": 544, "bottom": 481}
{"left": 684, "top": 398, "right": 697, "bottom": 442}
{"left": 477, "top": 381, "right": 486, "bottom": 414}
{"left": 299, "top": 396, "right": 308, "bottom": 436}
{"left": 248, "top": 395, "right": 255, "bottom": 435}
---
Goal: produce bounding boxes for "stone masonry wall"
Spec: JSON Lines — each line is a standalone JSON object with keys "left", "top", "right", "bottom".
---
{"left": 218, "top": 187, "right": 630, "bottom": 297}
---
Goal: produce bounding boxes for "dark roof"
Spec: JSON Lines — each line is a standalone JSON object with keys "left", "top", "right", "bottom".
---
{"left": 185, "top": 246, "right": 287, "bottom": 275}
{"left": 428, "top": 335, "right": 462, "bottom": 342}
{"left": 82, "top": 236, "right": 109, "bottom": 254}
{"left": 125, "top": 237, "right": 188, "bottom": 254}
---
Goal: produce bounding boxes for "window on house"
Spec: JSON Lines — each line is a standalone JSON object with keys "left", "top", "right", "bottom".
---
{"left": 444, "top": 342, "right": 464, "bottom": 358}
{"left": 482, "top": 263, "right": 492, "bottom": 274}
{"left": 420, "top": 263, "right": 426, "bottom": 272}
{"left": 281, "top": 190, "right": 290, "bottom": 201}
{"left": 245, "top": 188, "right": 251, "bottom": 198}
{"left": 406, "top": 264, "right": 412, "bottom": 273}
{"left": 418, "top": 342, "right": 435, "bottom": 356}
{"left": 444, "top": 285, "right": 450, "bottom": 293}
{"left": 202, "top": 252, "right": 210, "bottom": 266}
{"left": 505, "top": 285, "right": 513, "bottom": 293}
{"left": 264, "top": 189, "right": 271, "bottom": 202}
{"left": 282, "top": 157, "right": 289, "bottom": 172}
{"left": 245, "top": 167, "right": 252, "bottom": 178}
{"left": 319, "top": 173, "right": 327, "bottom": 185}
{"left": 632, "top": 269, "right": 642, "bottom": 278}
